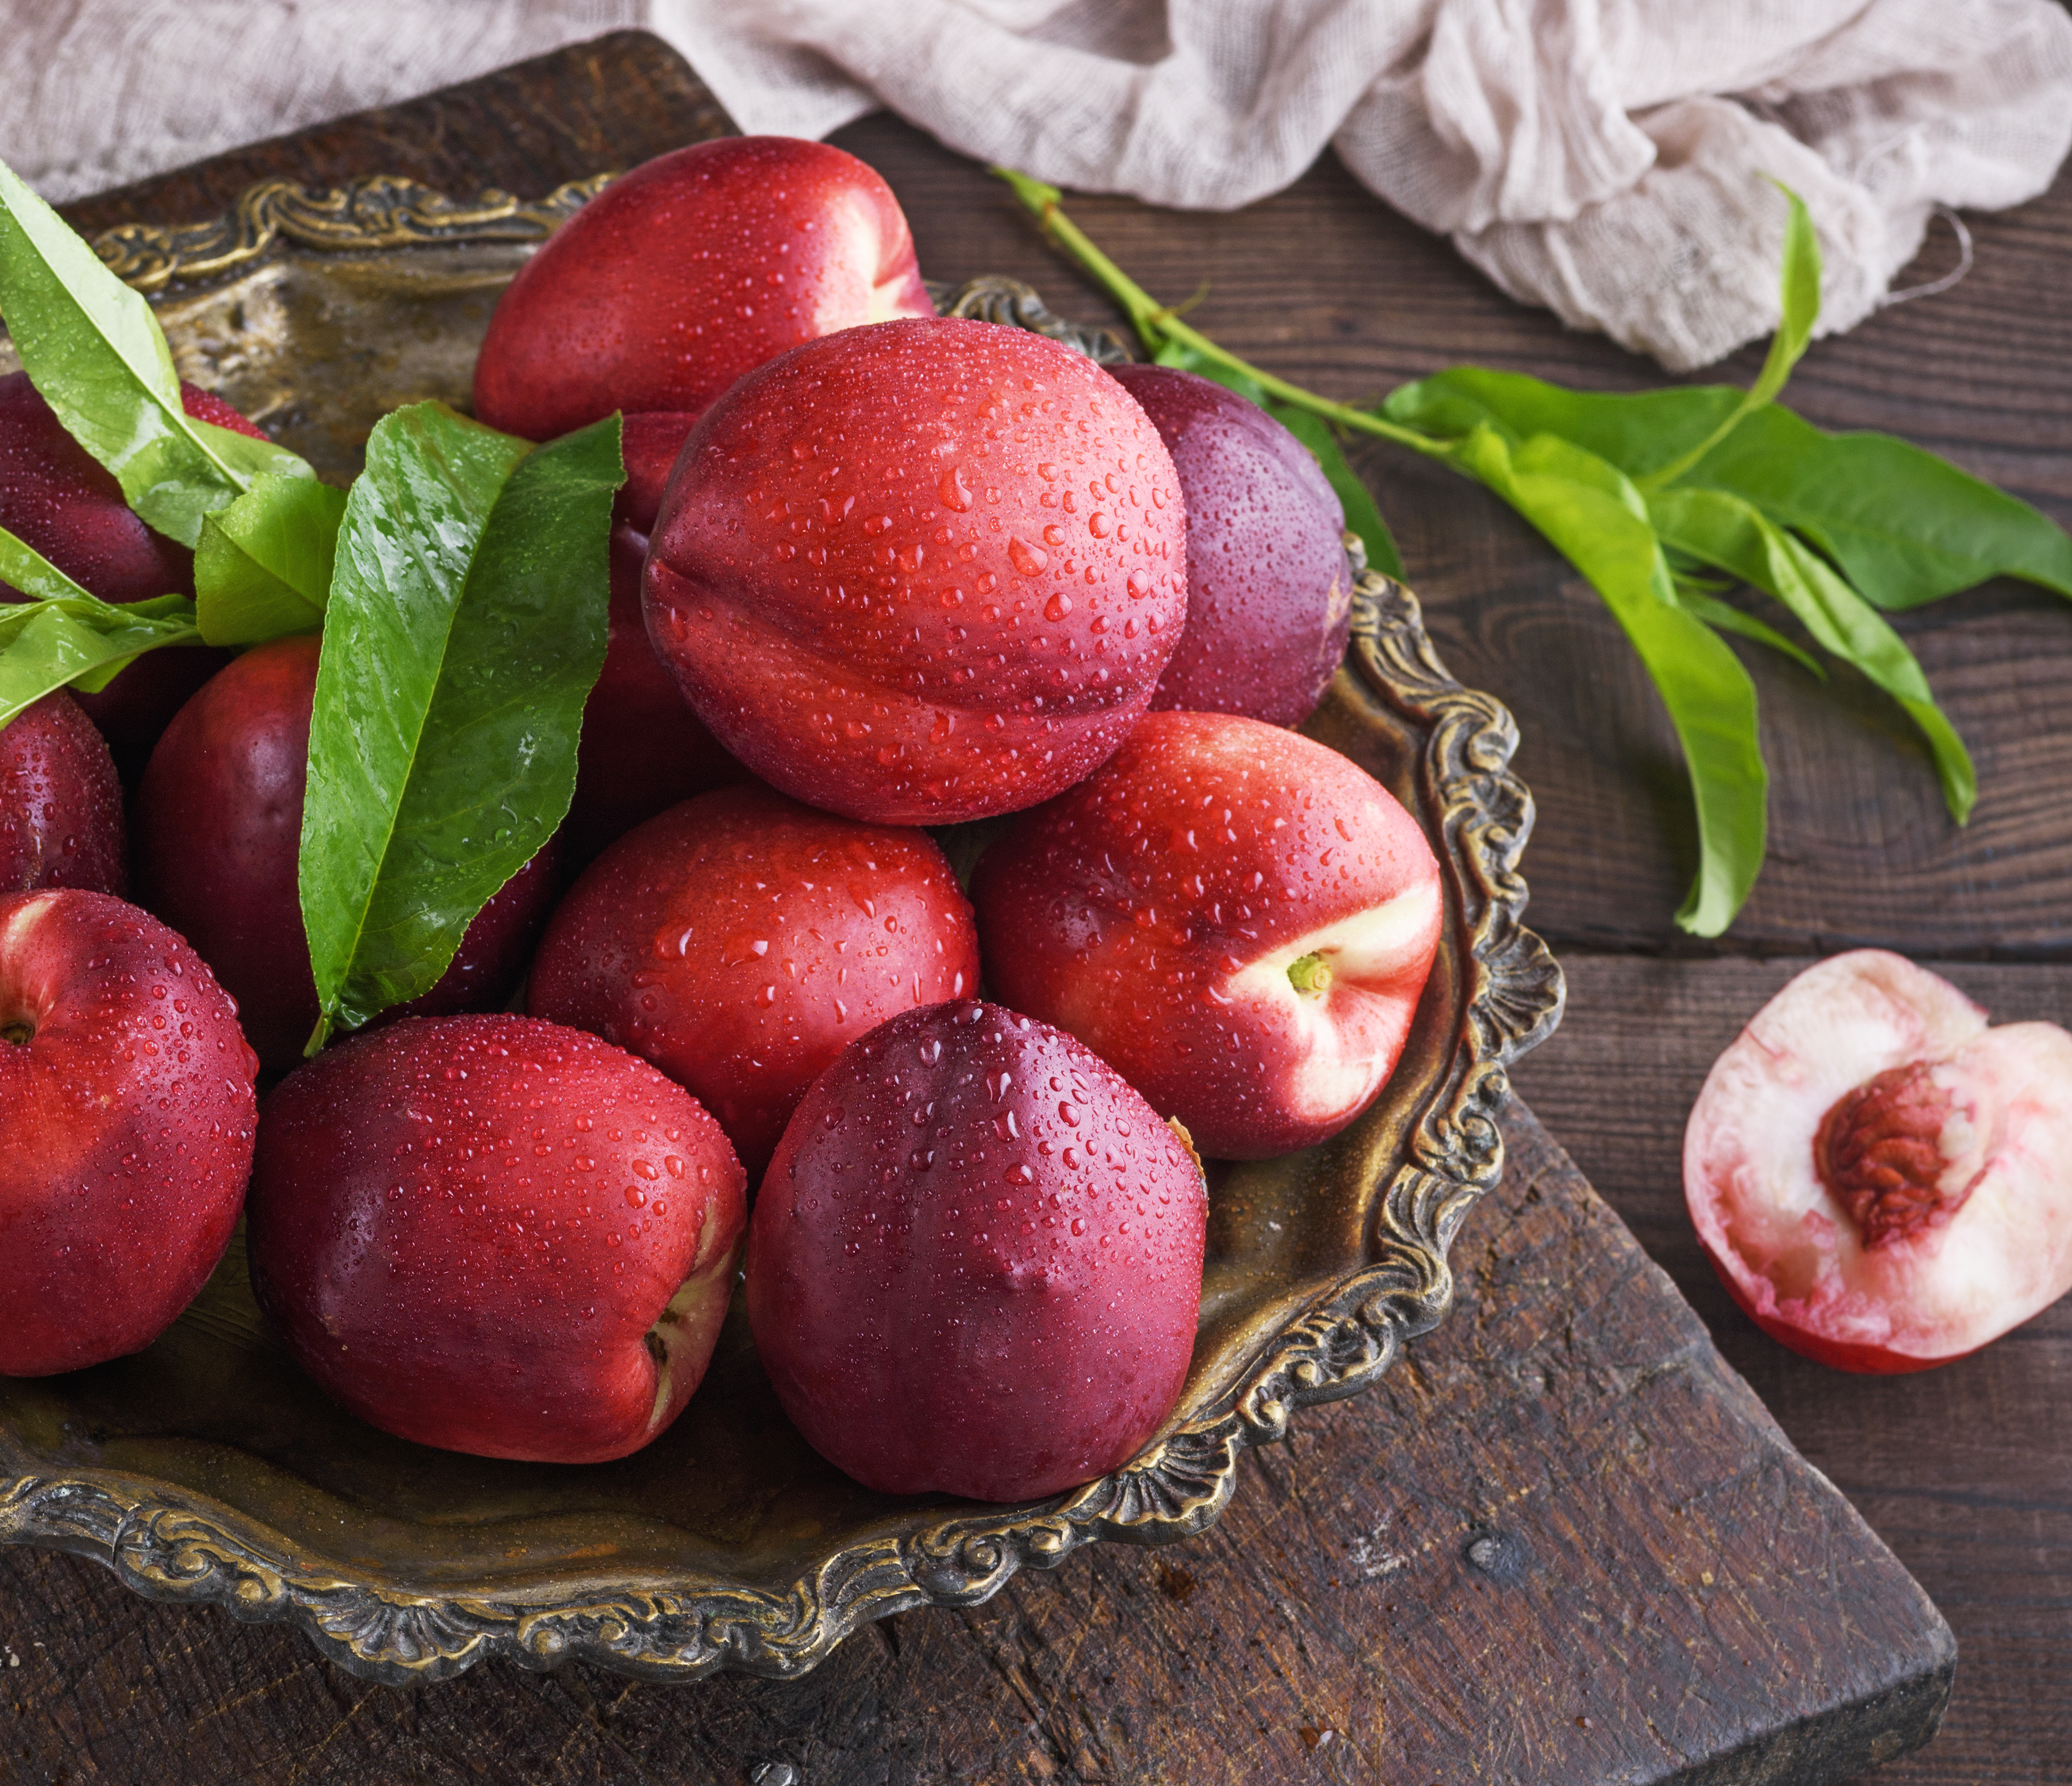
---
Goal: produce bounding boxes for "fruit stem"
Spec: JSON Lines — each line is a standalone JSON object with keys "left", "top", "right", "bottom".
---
{"left": 304, "top": 1012, "right": 332, "bottom": 1059}
{"left": 1288, "top": 953, "right": 1334, "bottom": 997}
{"left": 991, "top": 168, "right": 1445, "bottom": 460}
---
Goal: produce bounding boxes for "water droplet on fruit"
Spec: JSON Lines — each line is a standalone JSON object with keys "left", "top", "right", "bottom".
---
{"left": 1007, "top": 537, "right": 1048, "bottom": 576}
{"left": 938, "top": 465, "right": 973, "bottom": 511}
{"left": 1045, "top": 593, "right": 1073, "bottom": 621}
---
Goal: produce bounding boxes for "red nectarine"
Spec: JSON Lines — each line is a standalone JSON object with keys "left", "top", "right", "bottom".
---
{"left": 531, "top": 782, "right": 979, "bottom": 1176}
{"left": 972, "top": 711, "right": 1442, "bottom": 1159}
{"left": 473, "top": 137, "right": 932, "bottom": 443}
{"left": 643, "top": 316, "right": 1189, "bottom": 823}
{"left": 0, "top": 887, "right": 257, "bottom": 1375}
{"left": 247, "top": 1014, "right": 746, "bottom": 1462}
{"left": 0, "top": 691, "right": 124, "bottom": 896}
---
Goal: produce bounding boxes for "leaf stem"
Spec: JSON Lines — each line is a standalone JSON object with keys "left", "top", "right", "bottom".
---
{"left": 1636, "top": 184, "right": 1819, "bottom": 492}
{"left": 991, "top": 168, "right": 1443, "bottom": 460}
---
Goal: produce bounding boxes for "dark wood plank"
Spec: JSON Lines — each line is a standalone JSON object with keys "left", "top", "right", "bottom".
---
{"left": 55, "top": 30, "right": 730, "bottom": 243}
{"left": 1509, "top": 954, "right": 2072, "bottom": 1786}
{"left": 824, "top": 114, "right": 2072, "bottom": 962}
{"left": 0, "top": 1100, "right": 1952, "bottom": 1784}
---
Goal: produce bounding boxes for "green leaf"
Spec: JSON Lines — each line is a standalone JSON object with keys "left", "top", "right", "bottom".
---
{"left": 1437, "top": 427, "right": 1768, "bottom": 936}
{"left": 0, "top": 522, "right": 96, "bottom": 605}
{"left": 0, "top": 523, "right": 199, "bottom": 727}
{"left": 298, "top": 404, "right": 622, "bottom": 1047}
{"left": 1669, "top": 581, "right": 1826, "bottom": 680}
{"left": 1637, "top": 185, "right": 1821, "bottom": 491}
{"left": 1681, "top": 405, "right": 2072, "bottom": 609}
{"left": 1744, "top": 185, "right": 1820, "bottom": 414}
{"left": 0, "top": 153, "right": 314, "bottom": 547}
{"left": 1147, "top": 340, "right": 1404, "bottom": 578}
{"left": 194, "top": 474, "right": 350, "bottom": 645}
{"left": 1651, "top": 484, "right": 1976, "bottom": 821}
{"left": 1383, "top": 367, "right": 1742, "bottom": 481}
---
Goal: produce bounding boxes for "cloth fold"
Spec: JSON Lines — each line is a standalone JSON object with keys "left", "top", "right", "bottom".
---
{"left": 5, "top": 0, "right": 2069, "bottom": 370}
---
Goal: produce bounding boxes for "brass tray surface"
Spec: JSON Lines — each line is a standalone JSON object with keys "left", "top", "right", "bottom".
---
{"left": 0, "top": 177, "right": 1564, "bottom": 1684}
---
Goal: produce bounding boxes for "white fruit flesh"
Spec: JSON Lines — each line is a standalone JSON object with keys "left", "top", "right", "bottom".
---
{"left": 643, "top": 1202, "right": 743, "bottom": 1434}
{"left": 1685, "top": 949, "right": 2072, "bottom": 1361}
{"left": 1223, "top": 877, "right": 1443, "bottom": 1122}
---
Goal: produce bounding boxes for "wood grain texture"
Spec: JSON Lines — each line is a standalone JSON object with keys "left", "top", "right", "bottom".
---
{"left": 55, "top": 30, "right": 730, "bottom": 242}
{"left": 1509, "top": 956, "right": 2072, "bottom": 1786}
{"left": 0, "top": 1102, "right": 1953, "bottom": 1785}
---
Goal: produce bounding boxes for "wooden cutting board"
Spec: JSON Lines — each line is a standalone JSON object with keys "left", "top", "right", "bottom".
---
{"left": 2, "top": 31, "right": 1953, "bottom": 1783}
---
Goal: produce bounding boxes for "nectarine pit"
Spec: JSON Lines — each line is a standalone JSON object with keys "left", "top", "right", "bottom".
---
{"left": 1815, "top": 1060, "right": 1978, "bottom": 1250}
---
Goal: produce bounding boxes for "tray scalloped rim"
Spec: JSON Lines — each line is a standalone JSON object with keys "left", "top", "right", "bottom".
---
{"left": 0, "top": 175, "right": 1565, "bottom": 1685}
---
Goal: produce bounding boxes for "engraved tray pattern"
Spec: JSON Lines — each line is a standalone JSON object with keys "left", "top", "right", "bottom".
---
{"left": 0, "top": 176, "right": 1564, "bottom": 1685}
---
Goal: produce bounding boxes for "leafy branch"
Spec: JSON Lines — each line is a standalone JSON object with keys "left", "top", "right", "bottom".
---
{"left": 0, "top": 153, "right": 621, "bottom": 1048}
{"left": 996, "top": 168, "right": 2072, "bottom": 936}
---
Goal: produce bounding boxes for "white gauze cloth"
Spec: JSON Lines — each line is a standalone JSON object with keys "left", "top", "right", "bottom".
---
{"left": 6, "top": 0, "right": 2070, "bottom": 370}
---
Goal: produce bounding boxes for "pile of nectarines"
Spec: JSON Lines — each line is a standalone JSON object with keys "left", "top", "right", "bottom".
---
{"left": 1, "top": 136, "right": 1445, "bottom": 1498}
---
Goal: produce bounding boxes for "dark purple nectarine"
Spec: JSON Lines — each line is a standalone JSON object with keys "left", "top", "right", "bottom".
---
{"left": 1108, "top": 365, "right": 1353, "bottom": 727}
{"left": 746, "top": 999, "right": 1207, "bottom": 1500}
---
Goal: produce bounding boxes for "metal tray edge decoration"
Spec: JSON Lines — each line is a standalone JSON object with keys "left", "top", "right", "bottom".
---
{"left": 0, "top": 176, "right": 1565, "bottom": 1685}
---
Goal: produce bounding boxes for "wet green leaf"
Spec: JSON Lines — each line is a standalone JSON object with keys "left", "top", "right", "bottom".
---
{"left": 194, "top": 473, "right": 349, "bottom": 645}
{"left": 298, "top": 404, "right": 622, "bottom": 1048}
{"left": 0, "top": 523, "right": 199, "bottom": 726}
{"left": 0, "top": 152, "right": 313, "bottom": 547}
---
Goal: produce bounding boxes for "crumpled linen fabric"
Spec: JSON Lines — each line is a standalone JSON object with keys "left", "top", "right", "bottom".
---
{"left": 6, "top": 0, "right": 2069, "bottom": 369}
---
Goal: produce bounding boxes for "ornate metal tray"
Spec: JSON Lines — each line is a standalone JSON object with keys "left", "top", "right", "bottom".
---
{"left": 0, "top": 177, "right": 1564, "bottom": 1684}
